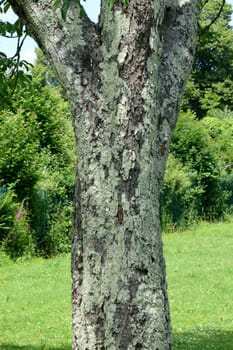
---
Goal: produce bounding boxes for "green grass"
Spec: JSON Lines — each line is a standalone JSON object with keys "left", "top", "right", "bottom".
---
{"left": 163, "top": 219, "right": 233, "bottom": 349}
{"left": 1, "top": 219, "right": 233, "bottom": 349}
{"left": 0, "top": 254, "right": 71, "bottom": 350}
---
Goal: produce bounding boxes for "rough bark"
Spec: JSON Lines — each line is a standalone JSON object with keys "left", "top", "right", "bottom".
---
{"left": 9, "top": 0, "right": 201, "bottom": 349}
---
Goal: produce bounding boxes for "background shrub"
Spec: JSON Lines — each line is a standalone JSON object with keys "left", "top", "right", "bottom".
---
{"left": 0, "top": 188, "right": 17, "bottom": 243}
{"left": 161, "top": 110, "right": 232, "bottom": 231}
{"left": 3, "top": 209, "right": 35, "bottom": 260}
{"left": 161, "top": 154, "right": 203, "bottom": 232}
{"left": 0, "top": 111, "right": 40, "bottom": 200}
{"left": 0, "top": 50, "right": 75, "bottom": 259}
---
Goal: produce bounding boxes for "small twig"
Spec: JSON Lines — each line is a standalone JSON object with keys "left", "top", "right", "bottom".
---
{"left": 8, "top": 32, "right": 28, "bottom": 98}
{"left": 2, "top": 34, "right": 19, "bottom": 38}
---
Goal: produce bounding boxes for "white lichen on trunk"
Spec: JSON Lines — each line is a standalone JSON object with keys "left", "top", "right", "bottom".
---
{"left": 9, "top": 0, "right": 201, "bottom": 349}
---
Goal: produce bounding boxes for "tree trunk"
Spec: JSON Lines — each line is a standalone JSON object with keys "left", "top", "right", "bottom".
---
{"left": 9, "top": 0, "right": 200, "bottom": 348}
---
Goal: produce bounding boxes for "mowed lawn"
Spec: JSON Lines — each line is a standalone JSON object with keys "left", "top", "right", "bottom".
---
{"left": 0, "top": 254, "right": 72, "bottom": 350}
{"left": 1, "top": 219, "right": 233, "bottom": 349}
{"left": 164, "top": 219, "right": 233, "bottom": 350}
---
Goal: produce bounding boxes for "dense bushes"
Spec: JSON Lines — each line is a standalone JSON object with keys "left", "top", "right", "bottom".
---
{"left": 161, "top": 154, "right": 202, "bottom": 231}
{"left": 161, "top": 111, "right": 233, "bottom": 231}
{"left": 0, "top": 110, "right": 40, "bottom": 199}
{"left": 161, "top": 1, "right": 233, "bottom": 231}
{"left": 0, "top": 188, "right": 17, "bottom": 243}
{"left": 0, "top": 188, "right": 34, "bottom": 258}
{"left": 0, "top": 50, "right": 75, "bottom": 259}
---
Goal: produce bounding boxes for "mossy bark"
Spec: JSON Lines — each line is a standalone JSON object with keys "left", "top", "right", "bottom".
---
{"left": 9, "top": 0, "right": 201, "bottom": 348}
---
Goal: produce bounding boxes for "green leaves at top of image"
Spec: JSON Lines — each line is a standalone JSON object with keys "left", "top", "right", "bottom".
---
{"left": 53, "top": 0, "right": 128, "bottom": 21}
{"left": 53, "top": 0, "right": 86, "bottom": 20}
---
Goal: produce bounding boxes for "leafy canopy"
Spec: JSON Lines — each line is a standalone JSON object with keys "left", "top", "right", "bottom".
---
{"left": 0, "top": 0, "right": 32, "bottom": 105}
{"left": 182, "top": 0, "right": 233, "bottom": 118}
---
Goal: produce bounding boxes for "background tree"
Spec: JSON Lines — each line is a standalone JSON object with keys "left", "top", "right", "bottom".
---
{"left": 182, "top": 0, "right": 233, "bottom": 118}
{"left": 6, "top": 0, "right": 201, "bottom": 348}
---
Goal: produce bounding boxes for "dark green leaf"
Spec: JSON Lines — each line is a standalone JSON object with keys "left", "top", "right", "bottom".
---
{"left": 3, "top": 1, "right": 10, "bottom": 13}
{"left": 107, "top": 0, "right": 115, "bottom": 10}
{"left": 61, "top": 0, "right": 71, "bottom": 21}
{"left": 77, "top": 3, "right": 85, "bottom": 18}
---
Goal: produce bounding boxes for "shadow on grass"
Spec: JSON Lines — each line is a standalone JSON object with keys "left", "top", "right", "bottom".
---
{"left": 173, "top": 329, "right": 233, "bottom": 350}
{"left": 2, "top": 331, "right": 233, "bottom": 350}
{"left": 0, "top": 345, "right": 71, "bottom": 350}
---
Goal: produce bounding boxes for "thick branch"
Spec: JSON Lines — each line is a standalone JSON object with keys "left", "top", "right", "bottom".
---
{"left": 157, "top": 1, "right": 200, "bottom": 144}
{"left": 8, "top": 0, "right": 100, "bottom": 89}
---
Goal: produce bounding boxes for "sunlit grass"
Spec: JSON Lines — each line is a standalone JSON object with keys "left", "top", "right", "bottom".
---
{"left": 1, "top": 219, "right": 233, "bottom": 349}
{"left": 0, "top": 254, "right": 71, "bottom": 350}
{"left": 163, "top": 219, "right": 233, "bottom": 349}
